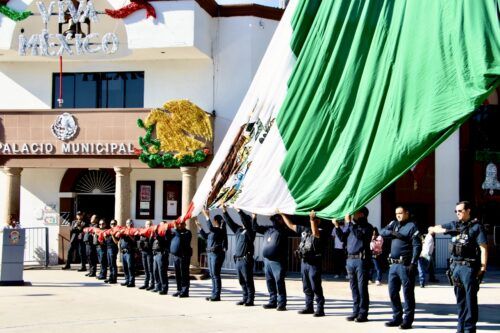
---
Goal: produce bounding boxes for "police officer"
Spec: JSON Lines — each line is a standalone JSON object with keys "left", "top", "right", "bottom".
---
{"left": 152, "top": 221, "right": 173, "bottom": 295}
{"left": 95, "top": 219, "right": 108, "bottom": 280}
{"left": 222, "top": 205, "right": 256, "bottom": 306}
{"left": 62, "top": 211, "right": 86, "bottom": 271}
{"left": 138, "top": 220, "right": 155, "bottom": 290}
{"left": 104, "top": 219, "right": 118, "bottom": 284}
{"left": 197, "top": 209, "right": 228, "bottom": 302}
{"left": 381, "top": 206, "right": 422, "bottom": 330}
{"left": 254, "top": 213, "right": 290, "bottom": 311}
{"left": 280, "top": 210, "right": 332, "bottom": 317}
{"left": 170, "top": 221, "right": 192, "bottom": 298}
{"left": 333, "top": 207, "right": 373, "bottom": 322}
{"left": 83, "top": 215, "right": 98, "bottom": 277}
{"left": 119, "top": 219, "right": 137, "bottom": 287}
{"left": 429, "top": 201, "right": 488, "bottom": 333}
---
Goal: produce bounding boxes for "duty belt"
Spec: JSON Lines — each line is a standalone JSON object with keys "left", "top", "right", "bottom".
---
{"left": 207, "top": 246, "right": 223, "bottom": 253}
{"left": 347, "top": 253, "right": 365, "bottom": 259}
{"left": 388, "top": 257, "right": 410, "bottom": 265}
{"left": 234, "top": 253, "right": 252, "bottom": 260}
{"left": 121, "top": 249, "right": 129, "bottom": 254}
{"left": 452, "top": 259, "right": 475, "bottom": 267}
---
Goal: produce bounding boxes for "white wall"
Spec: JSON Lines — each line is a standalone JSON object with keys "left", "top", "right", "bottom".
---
{"left": 20, "top": 168, "right": 66, "bottom": 264}
{"left": 212, "top": 17, "right": 278, "bottom": 150}
{"left": 366, "top": 194, "right": 382, "bottom": 229}
{"left": 435, "top": 131, "right": 460, "bottom": 225}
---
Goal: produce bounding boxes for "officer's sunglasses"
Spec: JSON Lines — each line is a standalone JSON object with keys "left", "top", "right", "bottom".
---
{"left": 454, "top": 209, "right": 465, "bottom": 213}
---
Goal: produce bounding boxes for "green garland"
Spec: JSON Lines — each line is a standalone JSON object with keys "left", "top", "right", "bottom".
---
{"left": 137, "top": 118, "right": 208, "bottom": 168}
{"left": 0, "top": 4, "right": 32, "bottom": 21}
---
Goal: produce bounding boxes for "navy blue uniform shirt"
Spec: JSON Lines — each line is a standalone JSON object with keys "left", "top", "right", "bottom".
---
{"left": 223, "top": 210, "right": 255, "bottom": 258}
{"left": 254, "top": 220, "right": 290, "bottom": 262}
{"left": 442, "top": 220, "right": 487, "bottom": 262}
{"left": 296, "top": 222, "right": 333, "bottom": 262}
{"left": 381, "top": 220, "right": 421, "bottom": 264}
{"left": 152, "top": 232, "right": 170, "bottom": 252}
{"left": 119, "top": 235, "right": 135, "bottom": 251}
{"left": 199, "top": 218, "right": 227, "bottom": 253}
{"left": 170, "top": 228, "right": 192, "bottom": 257}
{"left": 334, "top": 219, "right": 373, "bottom": 257}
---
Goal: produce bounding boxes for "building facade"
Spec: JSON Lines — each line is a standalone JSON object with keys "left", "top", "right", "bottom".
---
{"left": 0, "top": 0, "right": 498, "bottom": 268}
{"left": 0, "top": 0, "right": 282, "bottom": 264}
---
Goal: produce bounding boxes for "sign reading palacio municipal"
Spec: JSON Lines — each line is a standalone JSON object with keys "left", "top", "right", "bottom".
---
{"left": 0, "top": 142, "right": 134, "bottom": 155}
{"left": 0, "top": 112, "right": 135, "bottom": 155}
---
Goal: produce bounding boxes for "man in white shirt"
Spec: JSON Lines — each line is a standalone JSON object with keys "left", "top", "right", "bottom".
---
{"left": 417, "top": 231, "right": 435, "bottom": 287}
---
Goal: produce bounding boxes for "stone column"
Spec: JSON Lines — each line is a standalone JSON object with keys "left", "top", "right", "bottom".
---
{"left": 181, "top": 166, "right": 199, "bottom": 271}
{"left": 2, "top": 167, "right": 22, "bottom": 224}
{"left": 114, "top": 167, "right": 131, "bottom": 227}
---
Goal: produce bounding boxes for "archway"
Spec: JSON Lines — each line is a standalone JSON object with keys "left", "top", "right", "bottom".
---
{"left": 73, "top": 169, "right": 116, "bottom": 222}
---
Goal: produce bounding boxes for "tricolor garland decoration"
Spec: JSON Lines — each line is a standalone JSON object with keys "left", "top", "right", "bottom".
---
{"left": 105, "top": 0, "right": 156, "bottom": 20}
{"left": 0, "top": 0, "right": 32, "bottom": 21}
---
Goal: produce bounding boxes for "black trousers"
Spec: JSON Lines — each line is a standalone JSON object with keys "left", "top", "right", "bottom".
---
{"left": 173, "top": 255, "right": 190, "bottom": 295}
{"left": 235, "top": 256, "right": 255, "bottom": 303}
{"left": 301, "top": 259, "right": 324, "bottom": 311}
{"left": 85, "top": 244, "right": 97, "bottom": 274}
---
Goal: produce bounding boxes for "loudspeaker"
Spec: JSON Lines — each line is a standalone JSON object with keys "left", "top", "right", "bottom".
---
{"left": 494, "top": 226, "right": 500, "bottom": 246}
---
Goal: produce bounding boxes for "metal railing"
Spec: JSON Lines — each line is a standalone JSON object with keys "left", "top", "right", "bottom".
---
{"left": 23, "top": 227, "right": 49, "bottom": 267}
{"left": 435, "top": 235, "right": 451, "bottom": 269}
{"left": 197, "top": 234, "right": 453, "bottom": 272}
{"left": 198, "top": 235, "right": 328, "bottom": 273}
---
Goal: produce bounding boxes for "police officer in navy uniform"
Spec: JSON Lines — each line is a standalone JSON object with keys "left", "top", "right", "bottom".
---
{"left": 170, "top": 221, "right": 192, "bottom": 298}
{"left": 197, "top": 208, "right": 227, "bottom": 302}
{"left": 429, "top": 201, "right": 488, "bottom": 333}
{"left": 254, "top": 213, "right": 290, "bottom": 311}
{"left": 62, "top": 211, "right": 86, "bottom": 271}
{"left": 280, "top": 210, "right": 332, "bottom": 317}
{"left": 381, "top": 206, "right": 422, "bottom": 330}
{"left": 152, "top": 221, "right": 173, "bottom": 295}
{"left": 333, "top": 207, "right": 373, "bottom": 322}
{"left": 119, "top": 218, "right": 137, "bottom": 287}
{"left": 83, "top": 215, "right": 98, "bottom": 277}
{"left": 104, "top": 219, "right": 118, "bottom": 284}
{"left": 222, "top": 205, "right": 256, "bottom": 306}
{"left": 95, "top": 219, "right": 108, "bottom": 281}
{"left": 138, "top": 220, "right": 155, "bottom": 290}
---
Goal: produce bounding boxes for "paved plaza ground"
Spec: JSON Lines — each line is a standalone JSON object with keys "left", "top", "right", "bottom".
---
{"left": 0, "top": 268, "right": 499, "bottom": 333}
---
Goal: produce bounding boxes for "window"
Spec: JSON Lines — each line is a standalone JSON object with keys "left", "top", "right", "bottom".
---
{"left": 52, "top": 71, "right": 144, "bottom": 108}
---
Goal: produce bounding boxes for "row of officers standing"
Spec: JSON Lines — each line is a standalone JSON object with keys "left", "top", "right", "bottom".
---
{"left": 63, "top": 215, "right": 194, "bottom": 297}
{"left": 62, "top": 200, "right": 487, "bottom": 333}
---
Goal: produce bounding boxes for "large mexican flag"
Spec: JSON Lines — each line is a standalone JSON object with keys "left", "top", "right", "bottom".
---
{"left": 187, "top": 0, "right": 499, "bottom": 219}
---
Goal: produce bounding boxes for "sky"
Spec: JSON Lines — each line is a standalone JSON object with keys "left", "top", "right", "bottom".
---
{"left": 216, "top": 0, "right": 282, "bottom": 8}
